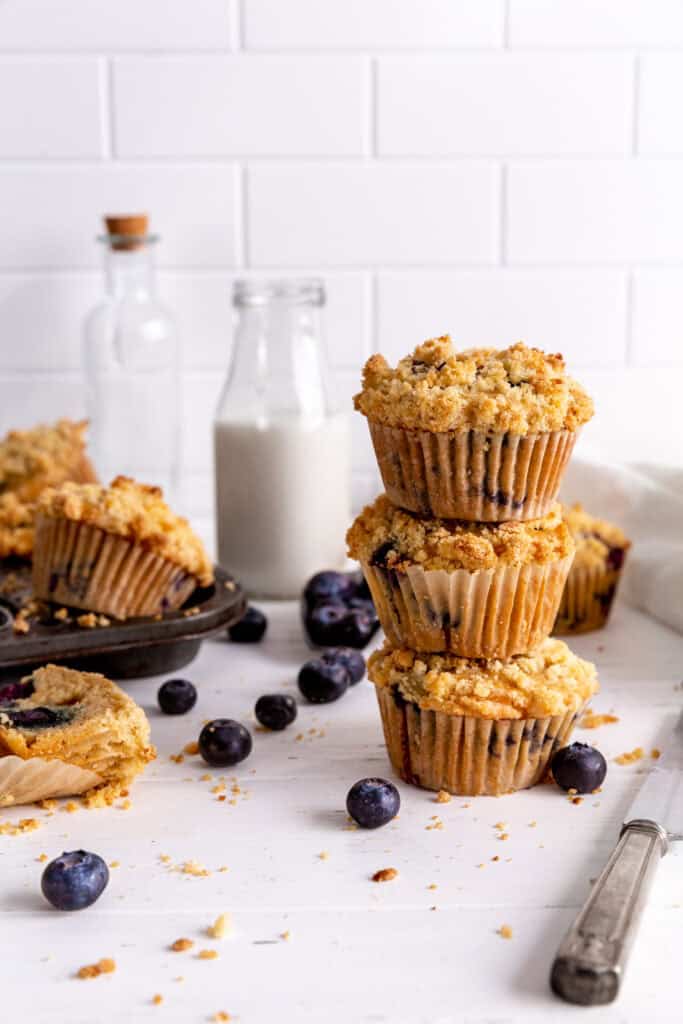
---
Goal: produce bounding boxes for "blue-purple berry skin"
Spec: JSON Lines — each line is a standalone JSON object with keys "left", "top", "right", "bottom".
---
{"left": 551, "top": 742, "right": 607, "bottom": 794}
{"left": 228, "top": 606, "right": 267, "bottom": 643}
{"left": 199, "top": 718, "right": 252, "bottom": 766}
{"left": 298, "top": 658, "right": 350, "bottom": 704}
{"left": 346, "top": 778, "right": 400, "bottom": 829}
{"left": 158, "top": 678, "right": 197, "bottom": 715}
{"left": 255, "top": 694, "right": 297, "bottom": 731}
{"left": 321, "top": 648, "right": 365, "bottom": 685}
{"left": 41, "top": 850, "right": 109, "bottom": 911}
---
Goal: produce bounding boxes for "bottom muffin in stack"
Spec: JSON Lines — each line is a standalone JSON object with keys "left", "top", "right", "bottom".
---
{"left": 368, "top": 638, "right": 598, "bottom": 796}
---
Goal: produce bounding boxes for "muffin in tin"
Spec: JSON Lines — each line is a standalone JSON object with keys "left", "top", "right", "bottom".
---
{"left": 354, "top": 337, "right": 593, "bottom": 522}
{"left": 369, "top": 638, "right": 598, "bottom": 797}
{"left": 32, "top": 476, "right": 213, "bottom": 620}
{"left": 0, "top": 418, "right": 97, "bottom": 504}
{"left": 553, "top": 503, "right": 631, "bottom": 635}
{"left": 0, "top": 663, "right": 155, "bottom": 807}
{"left": 348, "top": 496, "right": 574, "bottom": 658}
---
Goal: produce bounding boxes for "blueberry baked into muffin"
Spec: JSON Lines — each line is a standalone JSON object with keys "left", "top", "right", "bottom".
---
{"left": 369, "top": 638, "right": 598, "bottom": 796}
{"left": 0, "top": 664, "right": 155, "bottom": 807}
{"left": 347, "top": 497, "right": 574, "bottom": 658}
{"left": 553, "top": 503, "right": 631, "bottom": 635}
{"left": 354, "top": 337, "right": 593, "bottom": 522}
{"left": 32, "top": 476, "right": 213, "bottom": 620}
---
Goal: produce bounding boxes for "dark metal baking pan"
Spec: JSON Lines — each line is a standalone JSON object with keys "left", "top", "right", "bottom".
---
{"left": 0, "top": 561, "right": 246, "bottom": 680}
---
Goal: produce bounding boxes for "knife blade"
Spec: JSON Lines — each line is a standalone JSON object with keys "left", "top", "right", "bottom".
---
{"left": 551, "top": 710, "right": 682, "bottom": 1007}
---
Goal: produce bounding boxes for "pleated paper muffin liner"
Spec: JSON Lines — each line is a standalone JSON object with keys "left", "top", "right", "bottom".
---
{"left": 0, "top": 755, "right": 102, "bottom": 807}
{"left": 32, "top": 516, "right": 197, "bottom": 620}
{"left": 375, "top": 684, "right": 585, "bottom": 797}
{"left": 362, "top": 553, "right": 573, "bottom": 658}
{"left": 553, "top": 563, "right": 624, "bottom": 636}
{"left": 367, "top": 422, "right": 578, "bottom": 522}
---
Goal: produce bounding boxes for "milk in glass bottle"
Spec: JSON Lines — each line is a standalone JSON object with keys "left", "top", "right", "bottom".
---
{"left": 214, "top": 279, "right": 351, "bottom": 598}
{"left": 83, "top": 215, "right": 180, "bottom": 498}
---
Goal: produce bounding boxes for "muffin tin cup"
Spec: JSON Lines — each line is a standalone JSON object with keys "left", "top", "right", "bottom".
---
{"left": 0, "top": 754, "right": 102, "bottom": 808}
{"left": 362, "top": 554, "right": 574, "bottom": 658}
{"left": 553, "top": 562, "right": 624, "bottom": 636}
{"left": 33, "top": 517, "right": 197, "bottom": 620}
{"left": 375, "top": 684, "right": 585, "bottom": 797}
{"left": 367, "top": 422, "right": 578, "bottom": 522}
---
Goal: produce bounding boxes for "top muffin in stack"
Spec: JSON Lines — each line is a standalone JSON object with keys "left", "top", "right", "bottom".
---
{"left": 349, "top": 337, "right": 598, "bottom": 797}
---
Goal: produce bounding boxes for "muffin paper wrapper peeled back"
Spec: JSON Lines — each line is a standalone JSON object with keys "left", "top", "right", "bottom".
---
{"left": 32, "top": 517, "right": 197, "bottom": 620}
{"left": 367, "top": 423, "right": 578, "bottom": 522}
{"left": 553, "top": 561, "right": 626, "bottom": 636}
{"left": 0, "top": 755, "right": 102, "bottom": 807}
{"left": 361, "top": 554, "right": 573, "bottom": 659}
{"left": 375, "top": 685, "right": 586, "bottom": 797}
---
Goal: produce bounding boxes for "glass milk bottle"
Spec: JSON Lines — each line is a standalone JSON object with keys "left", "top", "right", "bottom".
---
{"left": 214, "top": 279, "right": 351, "bottom": 598}
{"left": 83, "top": 215, "right": 180, "bottom": 498}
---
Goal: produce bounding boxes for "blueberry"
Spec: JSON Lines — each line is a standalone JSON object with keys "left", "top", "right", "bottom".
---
{"left": 321, "top": 647, "right": 365, "bottom": 685}
{"left": 158, "top": 678, "right": 197, "bottom": 715}
{"left": 551, "top": 742, "right": 607, "bottom": 794}
{"left": 255, "top": 694, "right": 297, "bottom": 731}
{"left": 41, "top": 850, "right": 109, "bottom": 911}
{"left": 349, "top": 570, "right": 372, "bottom": 601}
{"left": 0, "top": 679, "right": 34, "bottom": 704}
{"left": 8, "top": 707, "right": 71, "bottom": 729}
{"left": 304, "top": 603, "right": 379, "bottom": 649}
{"left": 303, "top": 571, "right": 356, "bottom": 611}
{"left": 228, "top": 606, "right": 267, "bottom": 643}
{"left": 199, "top": 718, "right": 252, "bottom": 767}
{"left": 298, "top": 657, "right": 350, "bottom": 704}
{"left": 346, "top": 778, "right": 400, "bottom": 829}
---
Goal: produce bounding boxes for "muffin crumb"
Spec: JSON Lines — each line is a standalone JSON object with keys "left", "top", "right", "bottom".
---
{"left": 207, "top": 913, "right": 232, "bottom": 940}
{"left": 435, "top": 790, "right": 451, "bottom": 804}
{"left": 170, "top": 938, "right": 194, "bottom": 953}
{"left": 76, "top": 957, "right": 116, "bottom": 979}
{"left": 615, "top": 747, "right": 645, "bottom": 766}
{"left": 498, "top": 925, "right": 513, "bottom": 940}
{"left": 372, "top": 867, "right": 398, "bottom": 883}
{"left": 198, "top": 949, "right": 219, "bottom": 961}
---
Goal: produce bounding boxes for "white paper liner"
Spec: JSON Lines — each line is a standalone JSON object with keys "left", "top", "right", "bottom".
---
{"left": 375, "top": 685, "right": 585, "bottom": 797}
{"left": 367, "top": 423, "right": 578, "bottom": 521}
{"left": 363, "top": 554, "right": 573, "bottom": 658}
{"left": 553, "top": 562, "right": 622, "bottom": 635}
{"left": 0, "top": 755, "right": 102, "bottom": 807}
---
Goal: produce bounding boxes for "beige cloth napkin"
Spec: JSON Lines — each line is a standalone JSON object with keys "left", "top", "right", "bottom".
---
{"left": 560, "top": 455, "right": 683, "bottom": 635}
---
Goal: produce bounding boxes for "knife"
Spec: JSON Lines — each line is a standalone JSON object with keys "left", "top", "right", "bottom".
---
{"left": 551, "top": 710, "right": 683, "bottom": 1006}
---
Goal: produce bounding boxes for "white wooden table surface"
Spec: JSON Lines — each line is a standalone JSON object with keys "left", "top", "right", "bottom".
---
{"left": 2, "top": 602, "right": 683, "bottom": 1024}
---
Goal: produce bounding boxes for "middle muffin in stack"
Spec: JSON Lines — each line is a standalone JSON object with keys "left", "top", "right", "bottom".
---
{"left": 348, "top": 336, "right": 599, "bottom": 796}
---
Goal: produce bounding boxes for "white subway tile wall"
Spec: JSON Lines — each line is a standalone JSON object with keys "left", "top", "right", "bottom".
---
{"left": 0, "top": 0, "right": 681, "bottom": 546}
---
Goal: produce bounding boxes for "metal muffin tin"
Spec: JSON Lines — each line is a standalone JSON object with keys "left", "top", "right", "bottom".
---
{"left": 0, "top": 560, "right": 246, "bottom": 680}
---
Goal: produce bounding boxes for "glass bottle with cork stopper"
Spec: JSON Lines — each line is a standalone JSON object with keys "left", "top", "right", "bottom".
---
{"left": 83, "top": 214, "right": 180, "bottom": 499}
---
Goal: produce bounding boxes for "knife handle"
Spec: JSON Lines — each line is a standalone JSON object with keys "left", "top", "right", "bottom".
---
{"left": 550, "top": 819, "right": 667, "bottom": 1006}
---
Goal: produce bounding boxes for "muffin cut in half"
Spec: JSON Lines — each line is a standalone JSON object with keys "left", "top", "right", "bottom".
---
{"left": 553, "top": 504, "right": 631, "bottom": 635}
{"left": 369, "top": 638, "right": 598, "bottom": 797}
{"left": 348, "top": 497, "right": 574, "bottom": 658}
{"left": 0, "top": 663, "right": 155, "bottom": 807}
{"left": 32, "top": 476, "right": 214, "bottom": 619}
{"left": 354, "top": 337, "right": 593, "bottom": 522}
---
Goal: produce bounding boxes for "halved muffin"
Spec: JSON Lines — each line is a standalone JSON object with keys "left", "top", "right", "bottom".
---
{"left": 348, "top": 496, "right": 574, "bottom": 658}
{"left": 0, "top": 664, "right": 155, "bottom": 807}
{"left": 554, "top": 504, "right": 631, "bottom": 635}
{"left": 369, "top": 638, "right": 598, "bottom": 796}
{"left": 32, "top": 476, "right": 213, "bottom": 619}
{"left": 354, "top": 337, "right": 593, "bottom": 522}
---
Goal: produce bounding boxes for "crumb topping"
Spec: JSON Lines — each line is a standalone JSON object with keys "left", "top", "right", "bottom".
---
{"left": 0, "top": 419, "right": 97, "bottom": 502}
{"left": 562, "top": 504, "right": 631, "bottom": 570}
{"left": 369, "top": 638, "right": 598, "bottom": 719}
{"left": 37, "top": 476, "right": 213, "bottom": 586}
{"left": 0, "top": 492, "right": 36, "bottom": 558}
{"left": 347, "top": 495, "right": 573, "bottom": 571}
{"left": 354, "top": 337, "right": 594, "bottom": 434}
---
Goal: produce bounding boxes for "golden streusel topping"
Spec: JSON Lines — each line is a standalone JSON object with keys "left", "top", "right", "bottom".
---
{"left": 368, "top": 638, "right": 598, "bottom": 720}
{"left": 0, "top": 419, "right": 97, "bottom": 501}
{"left": 347, "top": 495, "right": 573, "bottom": 572}
{"left": 562, "top": 504, "right": 631, "bottom": 570}
{"left": 0, "top": 493, "right": 36, "bottom": 558}
{"left": 37, "top": 476, "right": 213, "bottom": 585}
{"left": 354, "top": 337, "right": 594, "bottom": 434}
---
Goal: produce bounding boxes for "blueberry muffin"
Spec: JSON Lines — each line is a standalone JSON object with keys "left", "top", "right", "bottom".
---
{"left": 354, "top": 338, "right": 593, "bottom": 522}
{"left": 348, "top": 497, "right": 574, "bottom": 658}
{"left": 32, "top": 476, "right": 213, "bottom": 620}
{"left": 369, "top": 638, "right": 598, "bottom": 796}
{"left": 553, "top": 504, "right": 631, "bottom": 635}
{"left": 0, "top": 664, "right": 155, "bottom": 807}
{"left": 0, "top": 419, "right": 97, "bottom": 504}
{"left": 0, "top": 492, "right": 36, "bottom": 559}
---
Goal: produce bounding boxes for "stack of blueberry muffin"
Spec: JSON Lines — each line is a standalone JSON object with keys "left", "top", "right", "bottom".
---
{"left": 348, "top": 337, "right": 599, "bottom": 796}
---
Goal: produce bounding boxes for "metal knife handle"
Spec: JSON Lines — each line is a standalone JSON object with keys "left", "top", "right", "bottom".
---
{"left": 550, "top": 820, "right": 667, "bottom": 1006}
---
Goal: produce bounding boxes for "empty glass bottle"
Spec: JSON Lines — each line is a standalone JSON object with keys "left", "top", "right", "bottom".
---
{"left": 83, "top": 215, "right": 180, "bottom": 498}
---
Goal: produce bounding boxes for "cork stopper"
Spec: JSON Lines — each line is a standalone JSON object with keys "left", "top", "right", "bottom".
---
{"left": 104, "top": 214, "right": 149, "bottom": 251}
